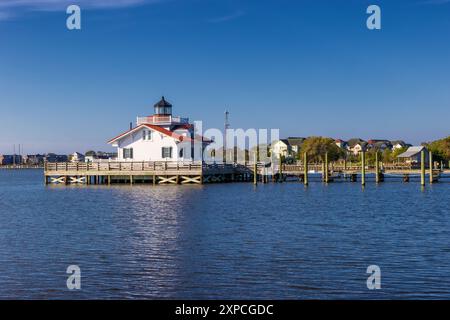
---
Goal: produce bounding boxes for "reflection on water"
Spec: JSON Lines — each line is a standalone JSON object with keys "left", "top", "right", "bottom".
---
{"left": 0, "top": 169, "right": 450, "bottom": 299}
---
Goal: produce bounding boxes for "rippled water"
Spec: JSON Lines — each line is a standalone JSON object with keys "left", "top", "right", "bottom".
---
{"left": 0, "top": 169, "right": 449, "bottom": 299}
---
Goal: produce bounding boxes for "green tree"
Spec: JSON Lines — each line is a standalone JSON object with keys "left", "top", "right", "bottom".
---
{"left": 425, "top": 136, "right": 450, "bottom": 162}
{"left": 300, "top": 136, "right": 345, "bottom": 162}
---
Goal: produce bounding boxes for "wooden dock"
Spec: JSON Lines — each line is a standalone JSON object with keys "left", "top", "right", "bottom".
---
{"left": 44, "top": 158, "right": 448, "bottom": 186}
{"left": 44, "top": 161, "right": 257, "bottom": 185}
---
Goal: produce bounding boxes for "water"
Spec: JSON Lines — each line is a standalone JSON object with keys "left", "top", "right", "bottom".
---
{"left": 0, "top": 169, "right": 449, "bottom": 299}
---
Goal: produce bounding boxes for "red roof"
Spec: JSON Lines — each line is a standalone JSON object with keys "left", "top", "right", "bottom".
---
{"left": 107, "top": 124, "right": 210, "bottom": 144}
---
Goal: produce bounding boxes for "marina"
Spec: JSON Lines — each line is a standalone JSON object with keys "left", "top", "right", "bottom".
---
{"left": 44, "top": 153, "right": 449, "bottom": 186}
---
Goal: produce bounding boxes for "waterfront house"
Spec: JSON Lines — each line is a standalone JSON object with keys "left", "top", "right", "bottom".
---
{"left": 44, "top": 153, "right": 68, "bottom": 163}
{"left": 69, "top": 152, "right": 85, "bottom": 163}
{"left": 397, "top": 146, "right": 429, "bottom": 165}
{"left": 347, "top": 138, "right": 368, "bottom": 155}
{"left": 367, "top": 139, "right": 392, "bottom": 151}
{"left": 286, "top": 137, "right": 305, "bottom": 155}
{"left": 0, "top": 155, "right": 22, "bottom": 165}
{"left": 391, "top": 140, "right": 410, "bottom": 151}
{"left": 335, "top": 139, "right": 348, "bottom": 149}
{"left": 108, "top": 97, "right": 211, "bottom": 162}
{"left": 85, "top": 151, "right": 117, "bottom": 163}
{"left": 23, "top": 154, "right": 45, "bottom": 165}
{"left": 271, "top": 137, "right": 305, "bottom": 159}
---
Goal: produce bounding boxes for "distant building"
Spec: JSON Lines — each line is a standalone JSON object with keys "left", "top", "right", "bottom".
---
{"left": 347, "top": 138, "right": 367, "bottom": 155}
{"left": 0, "top": 155, "right": 22, "bottom": 165}
{"left": 391, "top": 140, "right": 410, "bottom": 151}
{"left": 335, "top": 139, "right": 348, "bottom": 149}
{"left": 367, "top": 139, "right": 392, "bottom": 151}
{"left": 23, "top": 154, "right": 45, "bottom": 165}
{"left": 45, "top": 153, "right": 68, "bottom": 163}
{"left": 69, "top": 152, "right": 85, "bottom": 163}
{"left": 85, "top": 151, "right": 117, "bottom": 162}
{"left": 397, "top": 146, "right": 429, "bottom": 165}
{"left": 271, "top": 137, "right": 305, "bottom": 159}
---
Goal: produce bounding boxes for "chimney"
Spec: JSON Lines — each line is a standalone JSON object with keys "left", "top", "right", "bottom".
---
{"left": 130, "top": 122, "right": 133, "bottom": 130}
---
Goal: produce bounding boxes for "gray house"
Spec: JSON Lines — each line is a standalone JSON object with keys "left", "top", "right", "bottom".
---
{"left": 397, "top": 146, "right": 429, "bottom": 165}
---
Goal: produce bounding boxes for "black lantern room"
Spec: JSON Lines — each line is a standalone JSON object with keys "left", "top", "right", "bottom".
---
{"left": 154, "top": 96, "right": 172, "bottom": 116}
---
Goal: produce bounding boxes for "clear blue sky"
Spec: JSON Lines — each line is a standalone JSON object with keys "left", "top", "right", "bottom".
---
{"left": 1, "top": 0, "right": 449, "bottom": 154}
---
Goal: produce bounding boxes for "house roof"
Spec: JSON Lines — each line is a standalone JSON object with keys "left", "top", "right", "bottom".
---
{"left": 347, "top": 138, "right": 367, "bottom": 148}
{"left": 154, "top": 96, "right": 172, "bottom": 108}
{"left": 108, "top": 124, "right": 210, "bottom": 144}
{"left": 286, "top": 137, "right": 305, "bottom": 147}
{"left": 397, "top": 146, "right": 426, "bottom": 158}
{"left": 368, "top": 139, "right": 391, "bottom": 145}
{"left": 372, "top": 141, "right": 392, "bottom": 148}
{"left": 391, "top": 140, "right": 406, "bottom": 146}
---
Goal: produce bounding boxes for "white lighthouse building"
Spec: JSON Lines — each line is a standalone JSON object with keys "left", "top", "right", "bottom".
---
{"left": 108, "top": 97, "right": 211, "bottom": 162}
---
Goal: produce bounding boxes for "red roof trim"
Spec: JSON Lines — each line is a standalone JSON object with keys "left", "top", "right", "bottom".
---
{"left": 107, "top": 124, "right": 211, "bottom": 144}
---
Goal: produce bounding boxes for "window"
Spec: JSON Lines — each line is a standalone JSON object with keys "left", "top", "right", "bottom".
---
{"left": 123, "top": 148, "right": 133, "bottom": 159}
{"left": 162, "top": 147, "right": 172, "bottom": 159}
{"left": 179, "top": 148, "right": 184, "bottom": 158}
{"left": 142, "top": 130, "right": 152, "bottom": 141}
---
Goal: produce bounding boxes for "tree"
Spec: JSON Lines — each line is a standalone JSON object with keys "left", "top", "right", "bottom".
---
{"left": 300, "top": 137, "right": 345, "bottom": 162}
{"left": 425, "top": 136, "right": 450, "bottom": 162}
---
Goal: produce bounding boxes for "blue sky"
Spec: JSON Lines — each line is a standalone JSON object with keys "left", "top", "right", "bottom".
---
{"left": 0, "top": 0, "right": 449, "bottom": 154}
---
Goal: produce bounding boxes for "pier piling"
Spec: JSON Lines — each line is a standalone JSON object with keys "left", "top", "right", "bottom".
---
{"left": 253, "top": 153, "right": 258, "bottom": 186}
{"left": 303, "top": 153, "right": 308, "bottom": 186}
{"left": 375, "top": 152, "right": 380, "bottom": 183}
{"left": 421, "top": 150, "right": 425, "bottom": 186}
{"left": 361, "top": 151, "right": 366, "bottom": 186}
{"left": 429, "top": 151, "right": 433, "bottom": 184}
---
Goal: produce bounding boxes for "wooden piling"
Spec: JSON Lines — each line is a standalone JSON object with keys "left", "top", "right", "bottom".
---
{"left": 421, "top": 150, "right": 425, "bottom": 186}
{"left": 303, "top": 153, "right": 308, "bottom": 186}
{"left": 361, "top": 151, "right": 366, "bottom": 186}
{"left": 324, "top": 152, "right": 329, "bottom": 183}
{"left": 429, "top": 151, "right": 433, "bottom": 184}
{"left": 375, "top": 151, "right": 380, "bottom": 183}
{"left": 253, "top": 153, "right": 258, "bottom": 185}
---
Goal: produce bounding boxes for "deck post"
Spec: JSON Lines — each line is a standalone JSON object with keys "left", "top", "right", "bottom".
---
{"left": 361, "top": 151, "right": 366, "bottom": 186}
{"left": 429, "top": 151, "right": 433, "bottom": 184}
{"left": 303, "top": 153, "right": 308, "bottom": 186}
{"left": 325, "top": 152, "right": 329, "bottom": 183}
{"left": 421, "top": 150, "right": 425, "bottom": 186}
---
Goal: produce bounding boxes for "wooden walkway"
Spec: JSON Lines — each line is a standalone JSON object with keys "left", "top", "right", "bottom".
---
{"left": 44, "top": 161, "right": 447, "bottom": 185}
{"left": 44, "top": 162, "right": 256, "bottom": 185}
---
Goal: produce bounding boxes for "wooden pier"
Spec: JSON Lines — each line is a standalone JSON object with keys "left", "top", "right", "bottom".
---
{"left": 44, "top": 155, "right": 447, "bottom": 186}
{"left": 44, "top": 161, "right": 257, "bottom": 185}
